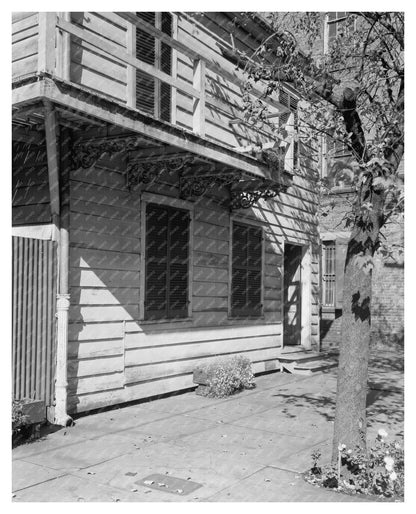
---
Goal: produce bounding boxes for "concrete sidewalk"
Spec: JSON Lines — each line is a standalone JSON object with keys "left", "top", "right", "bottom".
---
{"left": 12, "top": 351, "right": 403, "bottom": 502}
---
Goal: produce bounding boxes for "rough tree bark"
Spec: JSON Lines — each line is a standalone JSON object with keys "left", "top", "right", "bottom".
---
{"left": 332, "top": 185, "right": 384, "bottom": 455}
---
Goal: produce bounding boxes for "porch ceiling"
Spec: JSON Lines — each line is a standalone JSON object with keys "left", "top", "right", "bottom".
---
{"left": 12, "top": 76, "right": 292, "bottom": 209}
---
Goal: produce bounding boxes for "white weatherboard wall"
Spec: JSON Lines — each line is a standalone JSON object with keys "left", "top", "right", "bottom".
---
{"left": 67, "top": 149, "right": 319, "bottom": 413}
{"left": 61, "top": 11, "right": 320, "bottom": 413}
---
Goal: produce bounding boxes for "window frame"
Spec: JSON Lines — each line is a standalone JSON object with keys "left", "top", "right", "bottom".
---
{"left": 139, "top": 192, "right": 194, "bottom": 322}
{"left": 133, "top": 12, "right": 177, "bottom": 122}
{"left": 321, "top": 240, "right": 336, "bottom": 310}
{"left": 279, "top": 89, "right": 300, "bottom": 172}
{"left": 228, "top": 216, "right": 265, "bottom": 319}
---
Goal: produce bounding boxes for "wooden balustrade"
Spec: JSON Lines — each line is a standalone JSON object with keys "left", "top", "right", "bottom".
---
{"left": 19, "top": 12, "right": 289, "bottom": 144}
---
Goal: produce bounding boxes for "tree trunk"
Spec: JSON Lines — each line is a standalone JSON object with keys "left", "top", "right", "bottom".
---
{"left": 332, "top": 232, "right": 372, "bottom": 456}
{"left": 332, "top": 185, "right": 384, "bottom": 458}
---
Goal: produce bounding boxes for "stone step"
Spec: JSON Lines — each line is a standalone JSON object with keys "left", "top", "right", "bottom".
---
{"left": 278, "top": 350, "right": 333, "bottom": 364}
{"left": 293, "top": 358, "right": 338, "bottom": 374}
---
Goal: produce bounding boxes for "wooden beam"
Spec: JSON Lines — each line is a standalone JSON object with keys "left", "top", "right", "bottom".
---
{"left": 38, "top": 12, "right": 57, "bottom": 75}
{"left": 192, "top": 59, "right": 206, "bottom": 137}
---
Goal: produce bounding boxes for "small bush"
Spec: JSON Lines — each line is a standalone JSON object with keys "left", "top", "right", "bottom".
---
{"left": 12, "top": 400, "right": 31, "bottom": 445}
{"left": 305, "top": 429, "right": 404, "bottom": 500}
{"left": 198, "top": 356, "right": 255, "bottom": 398}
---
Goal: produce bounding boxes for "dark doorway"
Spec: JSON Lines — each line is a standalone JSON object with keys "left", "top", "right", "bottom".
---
{"left": 283, "top": 243, "right": 303, "bottom": 346}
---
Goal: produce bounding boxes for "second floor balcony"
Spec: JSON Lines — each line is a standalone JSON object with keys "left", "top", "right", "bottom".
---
{"left": 12, "top": 12, "right": 300, "bottom": 180}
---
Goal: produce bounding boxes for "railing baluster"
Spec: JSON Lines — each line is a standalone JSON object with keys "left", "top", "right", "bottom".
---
{"left": 126, "top": 21, "right": 137, "bottom": 109}
{"left": 192, "top": 58, "right": 206, "bottom": 137}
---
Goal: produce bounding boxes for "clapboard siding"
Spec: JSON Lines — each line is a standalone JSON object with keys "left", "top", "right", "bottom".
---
{"left": 69, "top": 12, "right": 127, "bottom": 101}
{"left": 12, "top": 12, "right": 38, "bottom": 78}
{"left": 61, "top": 11, "right": 322, "bottom": 414}
{"left": 126, "top": 335, "right": 280, "bottom": 367}
{"left": 125, "top": 347, "right": 280, "bottom": 384}
{"left": 12, "top": 142, "right": 50, "bottom": 225}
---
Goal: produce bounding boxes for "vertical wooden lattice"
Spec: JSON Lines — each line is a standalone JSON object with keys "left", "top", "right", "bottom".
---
{"left": 12, "top": 236, "right": 57, "bottom": 406}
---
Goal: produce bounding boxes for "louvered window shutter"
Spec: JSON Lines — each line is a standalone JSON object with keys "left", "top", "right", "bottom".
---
{"left": 145, "top": 203, "right": 189, "bottom": 320}
{"left": 168, "top": 208, "right": 189, "bottom": 318}
{"left": 160, "top": 12, "right": 173, "bottom": 122}
{"left": 335, "top": 238, "right": 349, "bottom": 309}
{"left": 231, "top": 223, "right": 262, "bottom": 316}
{"left": 145, "top": 204, "right": 169, "bottom": 319}
{"left": 135, "top": 12, "right": 172, "bottom": 121}
{"left": 279, "top": 90, "right": 299, "bottom": 169}
{"left": 136, "top": 12, "right": 156, "bottom": 116}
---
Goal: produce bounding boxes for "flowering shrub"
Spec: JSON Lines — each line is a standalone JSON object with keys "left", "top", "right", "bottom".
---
{"left": 306, "top": 429, "right": 404, "bottom": 499}
{"left": 12, "top": 399, "right": 31, "bottom": 445}
{"left": 198, "top": 356, "right": 255, "bottom": 398}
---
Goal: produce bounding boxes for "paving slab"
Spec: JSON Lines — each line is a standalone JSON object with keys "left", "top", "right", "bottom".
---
{"left": 12, "top": 428, "right": 88, "bottom": 460}
{"left": 12, "top": 460, "right": 66, "bottom": 492}
{"left": 12, "top": 351, "right": 403, "bottom": 502}
{"left": 137, "top": 391, "right": 226, "bottom": 414}
{"left": 71, "top": 405, "right": 171, "bottom": 437}
{"left": 13, "top": 473, "right": 141, "bottom": 502}
{"left": 19, "top": 433, "right": 137, "bottom": 473}
{"left": 122, "top": 412, "right": 218, "bottom": 440}
{"left": 71, "top": 440, "right": 263, "bottom": 501}
{"left": 174, "top": 422, "right": 328, "bottom": 467}
{"left": 229, "top": 406, "right": 334, "bottom": 441}
{"left": 205, "top": 466, "right": 377, "bottom": 502}
{"left": 184, "top": 398, "right": 273, "bottom": 423}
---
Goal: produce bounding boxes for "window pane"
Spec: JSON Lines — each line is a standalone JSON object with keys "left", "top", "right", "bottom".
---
{"left": 322, "top": 241, "right": 336, "bottom": 307}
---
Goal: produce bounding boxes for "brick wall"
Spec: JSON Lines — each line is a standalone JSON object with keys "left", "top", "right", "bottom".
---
{"left": 319, "top": 191, "right": 404, "bottom": 350}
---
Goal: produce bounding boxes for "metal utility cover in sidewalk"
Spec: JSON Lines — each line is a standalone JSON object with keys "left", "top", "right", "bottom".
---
{"left": 136, "top": 474, "right": 202, "bottom": 496}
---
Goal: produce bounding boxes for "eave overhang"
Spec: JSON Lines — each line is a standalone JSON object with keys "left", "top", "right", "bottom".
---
{"left": 12, "top": 74, "right": 292, "bottom": 209}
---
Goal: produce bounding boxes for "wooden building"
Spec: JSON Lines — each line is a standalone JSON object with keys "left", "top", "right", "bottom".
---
{"left": 12, "top": 12, "right": 320, "bottom": 422}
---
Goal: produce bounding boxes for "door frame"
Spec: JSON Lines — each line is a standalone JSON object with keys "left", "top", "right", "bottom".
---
{"left": 282, "top": 242, "right": 312, "bottom": 349}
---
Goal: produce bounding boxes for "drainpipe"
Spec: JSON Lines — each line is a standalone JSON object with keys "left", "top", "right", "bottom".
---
{"left": 44, "top": 100, "right": 72, "bottom": 426}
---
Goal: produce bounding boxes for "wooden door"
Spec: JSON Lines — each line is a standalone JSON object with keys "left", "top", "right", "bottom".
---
{"left": 283, "top": 244, "right": 302, "bottom": 346}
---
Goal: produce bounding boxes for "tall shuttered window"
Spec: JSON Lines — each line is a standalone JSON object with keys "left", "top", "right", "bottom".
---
{"left": 135, "top": 12, "right": 173, "bottom": 122}
{"left": 279, "top": 90, "right": 299, "bottom": 170}
{"left": 231, "top": 223, "right": 263, "bottom": 317}
{"left": 145, "top": 203, "right": 189, "bottom": 320}
{"left": 322, "top": 241, "right": 336, "bottom": 307}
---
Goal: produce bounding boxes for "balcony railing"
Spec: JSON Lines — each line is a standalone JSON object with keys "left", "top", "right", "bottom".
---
{"left": 13, "top": 12, "right": 292, "bottom": 156}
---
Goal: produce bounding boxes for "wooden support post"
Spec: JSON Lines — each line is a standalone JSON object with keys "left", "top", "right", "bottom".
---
{"left": 192, "top": 59, "right": 206, "bottom": 137}
{"left": 38, "top": 12, "right": 57, "bottom": 75}
{"left": 56, "top": 12, "right": 71, "bottom": 81}
{"left": 301, "top": 245, "right": 312, "bottom": 350}
{"left": 44, "top": 101, "right": 60, "bottom": 216}
{"left": 44, "top": 102, "right": 72, "bottom": 426}
{"left": 126, "top": 21, "right": 136, "bottom": 109}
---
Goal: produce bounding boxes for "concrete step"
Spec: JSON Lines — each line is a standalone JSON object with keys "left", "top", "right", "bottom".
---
{"left": 278, "top": 350, "right": 333, "bottom": 364}
{"left": 293, "top": 358, "right": 338, "bottom": 375}
{"left": 279, "top": 352, "right": 338, "bottom": 375}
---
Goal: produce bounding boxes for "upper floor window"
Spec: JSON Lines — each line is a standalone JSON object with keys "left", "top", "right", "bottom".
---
{"left": 327, "top": 12, "right": 348, "bottom": 42}
{"left": 135, "top": 12, "right": 173, "bottom": 122}
{"left": 279, "top": 90, "right": 299, "bottom": 170}
{"left": 231, "top": 222, "right": 263, "bottom": 317}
